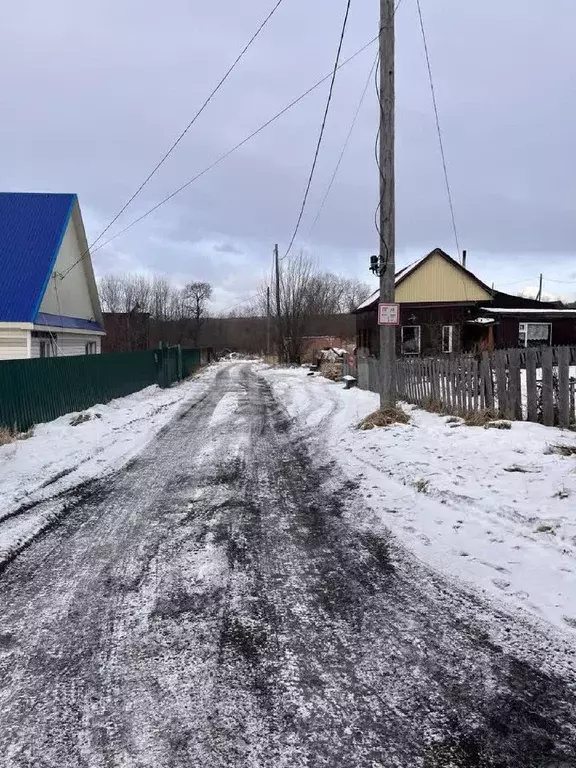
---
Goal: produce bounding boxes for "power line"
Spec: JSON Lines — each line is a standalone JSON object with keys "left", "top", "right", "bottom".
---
{"left": 308, "top": 53, "right": 378, "bottom": 237}
{"left": 59, "top": 0, "right": 287, "bottom": 281}
{"left": 415, "top": 0, "right": 461, "bottom": 259}
{"left": 281, "top": 0, "right": 353, "bottom": 261}
{"left": 84, "top": 35, "right": 379, "bottom": 260}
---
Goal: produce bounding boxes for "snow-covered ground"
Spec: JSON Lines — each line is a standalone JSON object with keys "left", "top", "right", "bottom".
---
{"left": 263, "top": 366, "right": 576, "bottom": 637}
{"left": 0, "top": 366, "right": 218, "bottom": 563}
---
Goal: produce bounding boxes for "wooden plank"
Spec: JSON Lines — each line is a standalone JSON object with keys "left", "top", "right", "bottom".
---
{"left": 447, "top": 358, "right": 454, "bottom": 413}
{"left": 431, "top": 359, "right": 439, "bottom": 403}
{"left": 541, "top": 346, "right": 555, "bottom": 427}
{"left": 439, "top": 359, "right": 446, "bottom": 409}
{"left": 454, "top": 357, "right": 462, "bottom": 415}
{"left": 558, "top": 346, "right": 570, "bottom": 429}
{"left": 571, "top": 380, "right": 576, "bottom": 427}
{"left": 507, "top": 349, "right": 522, "bottom": 421}
{"left": 464, "top": 356, "right": 472, "bottom": 412}
{"left": 480, "top": 352, "right": 491, "bottom": 410}
{"left": 493, "top": 350, "right": 507, "bottom": 418}
{"left": 472, "top": 359, "right": 479, "bottom": 412}
{"left": 453, "top": 357, "right": 461, "bottom": 415}
{"left": 525, "top": 348, "right": 538, "bottom": 423}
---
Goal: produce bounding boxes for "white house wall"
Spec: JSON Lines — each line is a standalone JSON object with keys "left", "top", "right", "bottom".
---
{"left": 31, "top": 333, "right": 102, "bottom": 358}
{"left": 0, "top": 327, "right": 30, "bottom": 360}
{"left": 39, "top": 216, "right": 97, "bottom": 321}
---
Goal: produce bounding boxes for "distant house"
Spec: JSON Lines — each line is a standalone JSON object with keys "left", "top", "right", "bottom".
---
{"left": 0, "top": 193, "right": 105, "bottom": 360}
{"left": 354, "top": 248, "right": 576, "bottom": 357}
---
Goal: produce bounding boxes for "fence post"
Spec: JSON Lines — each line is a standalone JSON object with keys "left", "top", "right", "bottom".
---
{"left": 507, "top": 348, "right": 522, "bottom": 421}
{"left": 493, "top": 351, "right": 507, "bottom": 418}
{"left": 481, "top": 352, "right": 493, "bottom": 411}
{"left": 526, "top": 348, "right": 538, "bottom": 423}
{"left": 558, "top": 346, "right": 570, "bottom": 429}
{"left": 541, "top": 346, "right": 555, "bottom": 427}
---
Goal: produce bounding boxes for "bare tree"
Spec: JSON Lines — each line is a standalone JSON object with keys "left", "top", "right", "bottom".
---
{"left": 184, "top": 281, "right": 213, "bottom": 343}
{"left": 98, "top": 274, "right": 124, "bottom": 313}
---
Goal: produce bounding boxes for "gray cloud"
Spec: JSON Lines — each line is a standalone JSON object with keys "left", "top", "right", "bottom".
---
{"left": 1, "top": 0, "right": 575, "bottom": 310}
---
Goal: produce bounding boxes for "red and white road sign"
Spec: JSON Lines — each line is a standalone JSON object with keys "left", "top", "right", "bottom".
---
{"left": 378, "top": 303, "right": 400, "bottom": 326}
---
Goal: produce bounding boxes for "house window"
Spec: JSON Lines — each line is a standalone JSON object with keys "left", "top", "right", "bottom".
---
{"left": 519, "top": 322, "right": 552, "bottom": 348}
{"left": 85, "top": 341, "right": 97, "bottom": 355}
{"left": 401, "top": 326, "right": 421, "bottom": 355}
{"left": 39, "top": 340, "right": 51, "bottom": 358}
{"left": 33, "top": 331, "right": 55, "bottom": 358}
{"left": 442, "top": 325, "right": 454, "bottom": 353}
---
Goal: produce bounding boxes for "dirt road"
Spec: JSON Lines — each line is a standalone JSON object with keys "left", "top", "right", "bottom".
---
{"left": 0, "top": 364, "right": 574, "bottom": 767}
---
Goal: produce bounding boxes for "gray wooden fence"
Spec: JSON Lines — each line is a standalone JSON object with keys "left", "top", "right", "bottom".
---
{"left": 343, "top": 346, "right": 576, "bottom": 428}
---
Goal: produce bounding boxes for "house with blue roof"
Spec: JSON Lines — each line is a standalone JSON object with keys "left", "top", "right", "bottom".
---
{"left": 0, "top": 192, "right": 105, "bottom": 360}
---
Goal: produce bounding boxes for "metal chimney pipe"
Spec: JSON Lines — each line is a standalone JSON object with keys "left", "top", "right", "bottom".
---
{"left": 462, "top": 249, "right": 467, "bottom": 268}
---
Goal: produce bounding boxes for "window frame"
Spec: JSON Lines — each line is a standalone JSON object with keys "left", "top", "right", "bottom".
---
{"left": 401, "top": 325, "right": 421, "bottom": 356}
{"left": 518, "top": 322, "right": 552, "bottom": 348}
{"left": 442, "top": 325, "right": 454, "bottom": 354}
{"left": 85, "top": 341, "right": 97, "bottom": 355}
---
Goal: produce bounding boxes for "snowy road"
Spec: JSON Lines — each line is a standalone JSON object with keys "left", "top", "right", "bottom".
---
{"left": 0, "top": 363, "right": 575, "bottom": 767}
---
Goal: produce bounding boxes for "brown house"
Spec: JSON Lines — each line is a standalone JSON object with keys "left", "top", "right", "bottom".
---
{"left": 355, "top": 248, "right": 576, "bottom": 357}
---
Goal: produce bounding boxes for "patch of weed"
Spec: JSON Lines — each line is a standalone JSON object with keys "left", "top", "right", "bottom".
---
{"left": 358, "top": 407, "right": 410, "bottom": 430}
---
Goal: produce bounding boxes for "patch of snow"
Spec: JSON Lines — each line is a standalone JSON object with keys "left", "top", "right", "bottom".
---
{"left": 262, "top": 366, "right": 576, "bottom": 638}
{"left": 0, "top": 366, "right": 219, "bottom": 562}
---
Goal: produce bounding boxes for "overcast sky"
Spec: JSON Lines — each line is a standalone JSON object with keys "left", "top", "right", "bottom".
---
{"left": 2, "top": 0, "right": 575, "bottom": 310}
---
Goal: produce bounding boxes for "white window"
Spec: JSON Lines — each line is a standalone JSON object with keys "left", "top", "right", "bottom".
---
{"left": 85, "top": 341, "right": 97, "bottom": 355}
{"left": 442, "top": 325, "right": 454, "bottom": 353}
{"left": 519, "top": 322, "right": 552, "bottom": 348}
{"left": 401, "top": 326, "right": 421, "bottom": 355}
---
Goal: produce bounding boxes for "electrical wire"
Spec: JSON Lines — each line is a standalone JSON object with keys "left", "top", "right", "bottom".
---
{"left": 59, "top": 0, "right": 287, "bottom": 281}
{"left": 415, "top": 0, "right": 460, "bottom": 258}
{"left": 281, "top": 0, "right": 353, "bottom": 261}
{"left": 82, "top": 35, "right": 379, "bottom": 261}
{"left": 308, "top": 53, "right": 378, "bottom": 237}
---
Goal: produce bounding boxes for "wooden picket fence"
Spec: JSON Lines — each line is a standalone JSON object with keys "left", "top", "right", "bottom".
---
{"left": 345, "top": 346, "right": 576, "bottom": 428}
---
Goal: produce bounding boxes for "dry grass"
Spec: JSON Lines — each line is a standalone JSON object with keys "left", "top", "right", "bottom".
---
{"left": 320, "top": 362, "right": 342, "bottom": 382}
{"left": 0, "top": 425, "right": 34, "bottom": 445}
{"left": 358, "top": 407, "right": 411, "bottom": 430}
{"left": 420, "top": 398, "right": 445, "bottom": 415}
{"left": 462, "top": 409, "right": 498, "bottom": 427}
{"left": 0, "top": 427, "right": 13, "bottom": 446}
{"left": 546, "top": 443, "right": 576, "bottom": 457}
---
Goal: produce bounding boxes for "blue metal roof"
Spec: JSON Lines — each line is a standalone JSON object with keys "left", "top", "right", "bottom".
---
{"left": 35, "top": 313, "right": 104, "bottom": 333}
{"left": 0, "top": 192, "right": 76, "bottom": 322}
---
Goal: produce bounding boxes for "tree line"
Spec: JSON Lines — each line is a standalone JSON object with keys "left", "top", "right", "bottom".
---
{"left": 98, "top": 255, "right": 372, "bottom": 359}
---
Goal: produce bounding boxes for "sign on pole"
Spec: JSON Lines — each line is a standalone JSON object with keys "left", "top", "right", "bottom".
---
{"left": 378, "top": 303, "right": 400, "bottom": 326}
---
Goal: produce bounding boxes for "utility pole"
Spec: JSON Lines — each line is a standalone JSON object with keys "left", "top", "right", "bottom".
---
{"left": 537, "top": 273, "right": 543, "bottom": 302}
{"left": 266, "top": 286, "right": 271, "bottom": 357}
{"left": 378, "top": 0, "right": 397, "bottom": 408}
{"left": 274, "top": 244, "right": 282, "bottom": 363}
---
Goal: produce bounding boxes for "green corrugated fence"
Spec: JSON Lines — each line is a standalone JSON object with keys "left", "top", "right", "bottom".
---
{"left": 0, "top": 346, "right": 207, "bottom": 432}
{"left": 182, "top": 348, "right": 201, "bottom": 377}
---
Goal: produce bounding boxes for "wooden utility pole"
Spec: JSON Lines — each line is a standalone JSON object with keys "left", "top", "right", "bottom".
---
{"left": 378, "top": 0, "right": 397, "bottom": 407}
{"left": 537, "top": 273, "right": 543, "bottom": 302}
{"left": 274, "top": 244, "right": 282, "bottom": 362}
{"left": 266, "top": 286, "right": 271, "bottom": 356}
